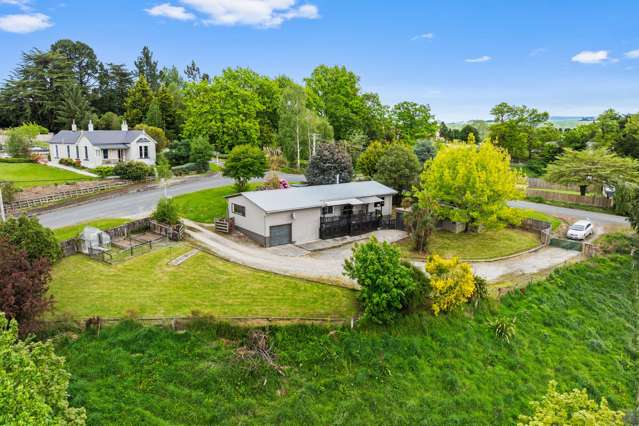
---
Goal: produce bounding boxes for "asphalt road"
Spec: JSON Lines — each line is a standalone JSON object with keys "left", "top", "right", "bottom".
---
{"left": 38, "top": 173, "right": 304, "bottom": 229}
{"left": 37, "top": 177, "right": 629, "bottom": 230}
{"left": 508, "top": 200, "right": 629, "bottom": 226}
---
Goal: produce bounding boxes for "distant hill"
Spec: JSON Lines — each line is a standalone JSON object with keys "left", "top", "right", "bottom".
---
{"left": 446, "top": 116, "right": 594, "bottom": 132}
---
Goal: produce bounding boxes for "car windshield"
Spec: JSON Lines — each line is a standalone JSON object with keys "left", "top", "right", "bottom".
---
{"left": 570, "top": 225, "right": 585, "bottom": 231}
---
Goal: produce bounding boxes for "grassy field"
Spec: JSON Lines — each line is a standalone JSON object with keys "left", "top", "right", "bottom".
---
{"left": 54, "top": 254, "right": 638, "bottom": 425}
{"left": 399, "top": 228, "right": 541, "bottom": 261}
{"left": 49, "top": 243, "right": 357, "bottom": 319}
{"left": 52, "top": 218, "right": 130, "bottom": 241}
{"left": 0, "top": 162, "right": 91, "bottom": 188}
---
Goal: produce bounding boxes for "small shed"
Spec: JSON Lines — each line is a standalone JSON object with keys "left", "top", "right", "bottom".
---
{"left": 78, "top": 226, "right": 111, "bottom": 254}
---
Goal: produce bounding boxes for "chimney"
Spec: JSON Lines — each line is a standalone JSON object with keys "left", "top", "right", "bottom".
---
{"left": 121, "top": 120, "right": 128, "bottom": 131}
{"left": 71, "top": 120, "right": 77, "bottom": 132}
{"left": 88, "top": 120, "right": 94, "bottom": 132}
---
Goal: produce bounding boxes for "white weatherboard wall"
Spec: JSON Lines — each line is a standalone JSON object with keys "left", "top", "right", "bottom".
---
{"left": 227, "top": 195, "right": 266, "bottom": 237}
{"left": 265, "top": 208, "right": 321, "bottom": 243}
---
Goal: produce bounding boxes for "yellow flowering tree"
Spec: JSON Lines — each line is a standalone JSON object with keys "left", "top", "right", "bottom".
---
{"left": 425, "top": 255, "right": 475, "bottom": 315}
{"left": 418, "top": 140, "right": 525, "bottom": 228}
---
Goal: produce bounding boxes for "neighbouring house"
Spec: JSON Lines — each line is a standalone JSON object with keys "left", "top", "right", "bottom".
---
{"left": 225, "top": 181, "right": 397, "bottom": 247}
{"left": 48, "top": 120, "right": 156, "bottom": 169}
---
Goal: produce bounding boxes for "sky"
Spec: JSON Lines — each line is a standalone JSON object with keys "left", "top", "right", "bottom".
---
{"left": 0, "top": 0, "right": 638, "bottom": 122}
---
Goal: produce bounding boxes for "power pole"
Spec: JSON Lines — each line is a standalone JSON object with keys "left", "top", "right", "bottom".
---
{"left": 0, "top": 189, "right": 5, "bottom": 222}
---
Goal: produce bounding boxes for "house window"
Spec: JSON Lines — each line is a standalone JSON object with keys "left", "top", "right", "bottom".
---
{"left": 342, "top": 205, "right": 353, "bottom": 216}
{"left": 321, "top": 206, "right": 333, "bottom": 215}
{"left": 139, "top": 145, "right": 149, "bottom": 159}
{"left": 75, "top": 146, "right": 80, "bottom": 159}
{"left": 232, "top": 203, "right": 246, "bottom": 217}
{"left": 66, "top": 145, "right": 70, "bottom": 158}
{"left": 102, "top": 149, "right": 108, "bottom": 159}
{"left": 54, "top": 145, "right": 59, "bottom": 158}
{"left": 374, "top": 200, "right": 385, "bottom": 209}
{"left": 84, "top": 146, "right": 88, "bottom": 160}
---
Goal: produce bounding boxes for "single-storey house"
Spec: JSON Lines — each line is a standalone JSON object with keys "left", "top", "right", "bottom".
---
{"left": 225, "top": 181, "right": 397, "bottom": 247}
{"left": 48, "top": 120, "right": 157, "bottom": 169}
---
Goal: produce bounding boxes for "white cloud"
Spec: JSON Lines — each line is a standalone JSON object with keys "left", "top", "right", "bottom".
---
{"left": 625, "top": 49, "right": 639, "bottom": 59}
{"left": 464, "top": 55, "right": 491, "bottom": 63}
{"left": 411, "top": 32, "right": 433, "bottom": 41}
{"left": 0, "top": 12, "right": 52, "bottom": 33}
{"left": 0, "top": 0, "right": 30, "bottom": 10}
{"left": 181, "top": 0, "right": 319, "bottom": 28}
{"left": 571, "top": 50, "right": 609, "bottom": 64}
{"left": 529, "top": 47, "right": 546, "bottom": 57}
{"left": 146, "top": 3, "right": 195, "bottom": 21}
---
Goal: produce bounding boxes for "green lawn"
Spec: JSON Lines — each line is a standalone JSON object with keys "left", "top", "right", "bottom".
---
{"left": 52, "top": 218, "right": 130, "bottom": 241}
{"left": 209, "top": 162, "right": 223, "bottom": 173}
{"left": 399, "top": 227, "right": 541, "bottom": 261}
{"left": 0, "top": 162, "right": 91, "bottom": 188}
{"left": 172, "top": 183, "right": 255, "bottom": 223}
{"left": 49, "top": 243, "right": 357, "bottom": 319}
{"left": 54, "top": 254, "right": 638, "bottom": 425}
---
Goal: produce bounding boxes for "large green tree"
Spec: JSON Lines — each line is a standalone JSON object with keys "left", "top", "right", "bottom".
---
{"left": 419, "top": 141, "right": 525, "bottom": 228}
{"left": 0, "top": 216, "right": 62, "bottom": 263}
{"left": 391, "top": 101, "right": 438, "bottom": 143}
{"left": 182, "top": 69, "right": 269, "bottom": 152}
{"left": 56, "top": 83, "right": 93, "bottom": 130}
{"left": 305, "top": 65, "right": 366, "bottom": 140}
{"left": 545, "top": 149, "right": 639, "bottom": 195}
{"left": 277, "top": 82, "right": 308, "bottom": 167}
{"left": 134, "top": 46, "right": 160, "bottom": 90}
{"left": 489, "top": 102, "right": 550, "bottom": 160}
{"left": 614, "top": 113, "right": 639, "bottom": 159}
{"left": 592, "top": 109, "right": 623, "bottom": 148}
{"left": 124, "top": 75, "right": 154, "bottom": 127}
{"left": 356, "top": 140, "right": 387, "bottom": 178}
{"left": 93, "top": 63, "right": 133, "bottom": 115}
{"left": 50, "top": 39, "right": 99, "bottom": 93}
{"left": 374, "top": 144, "right": 421, "bottom": 195}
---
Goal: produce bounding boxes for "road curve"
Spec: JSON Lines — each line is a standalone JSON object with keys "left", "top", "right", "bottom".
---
{"left": 38, "top": 173, "right": 304, "bottom": 229}
{"left": 508, "top": 200, "right": 629, "bottom": 226}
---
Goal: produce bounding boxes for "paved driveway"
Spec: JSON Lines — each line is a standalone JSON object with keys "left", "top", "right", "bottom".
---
{"left": 509, "top": 200, "right": 629, "bottom": 226}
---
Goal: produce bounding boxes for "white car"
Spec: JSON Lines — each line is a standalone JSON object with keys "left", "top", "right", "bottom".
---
{"left": 566, "top": 220, "right": 593, "bottom": 240}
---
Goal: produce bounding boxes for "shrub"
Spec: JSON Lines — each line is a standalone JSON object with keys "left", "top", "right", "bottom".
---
{"left": 0, "top": 314, "right": 86, "bottom": 424}
{"left": 596, "top": 232, "right": 639, "bottom": 254}
{"left": 6, "top": 130, "right": 32, "bottom": 158}
{"left": 414, "top": 139, "right": 437, "bottom": 163}
{"left": 165, "top": 139, "right": 191, "bottom": 166}
{"left": 305, "top": 143, "right": 353, "bottom": 185}
{"left": 171, "top": 162, "right": 200, "bottom": 176}
{"left": 223, "top": 144, "right": 267, "bottom": 191}
{"left": 0, "top": 216, "right": 61, "bottom": 263}
{"left": 425, "top": 255, "right": 475, "bottom": 315}
{"left": 152, "top": 197, "right": 179, "bottom": 225}
{"left": 113, "top": 161, "right": 153, "bottom": 181}
{"left": 0, "top": 180, "right": 18, "bottom": 203}
{"left": 470, "top": 275, "right": 488, "bottom": 307}
{"left": 0, "top": 157, "right": 35, "bottom": 163}
{"left": 356, "top": 141, "right": 386, "bottom": 178}
{"left": 59, "top": 158, "right": 76, "bottom": 167}
{"left": 0, "top": 239, "right": 53, "bottom": 334}
{"left": 94, "top": 166, "right": 114, "bottom": 178}
{"left": 518, "top": 381, "right": 625, "bottom": 425}
{"left": 489, "top": 316, "right": 517, "bottom": 343}
{"left": 189, "top": 136, "right": 214, "bottom": 172}
{"left": 343, "top": 236, "right": 416, "bottom": 323}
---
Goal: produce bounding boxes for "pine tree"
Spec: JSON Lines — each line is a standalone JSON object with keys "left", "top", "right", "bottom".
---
{"left": 145, "top": 98, "right": 163, "bottom": 129}
{"left": 124, "top": 75, "right": 154, "bottom": 127}
{"left": 56, "top": 83, "right": 92, "bottom": 129}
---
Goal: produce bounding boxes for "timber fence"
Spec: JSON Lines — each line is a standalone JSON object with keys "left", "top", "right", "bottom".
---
{"left": 526, "top": 188, "right": 613, "bottom": 209}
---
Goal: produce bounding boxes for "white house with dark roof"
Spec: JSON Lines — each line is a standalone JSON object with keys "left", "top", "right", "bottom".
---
{"left": 48, "top": 120, "right": 157, "bottom": 169}
{"left": 225, "top": 181, "right": 397, "bottom": 247}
